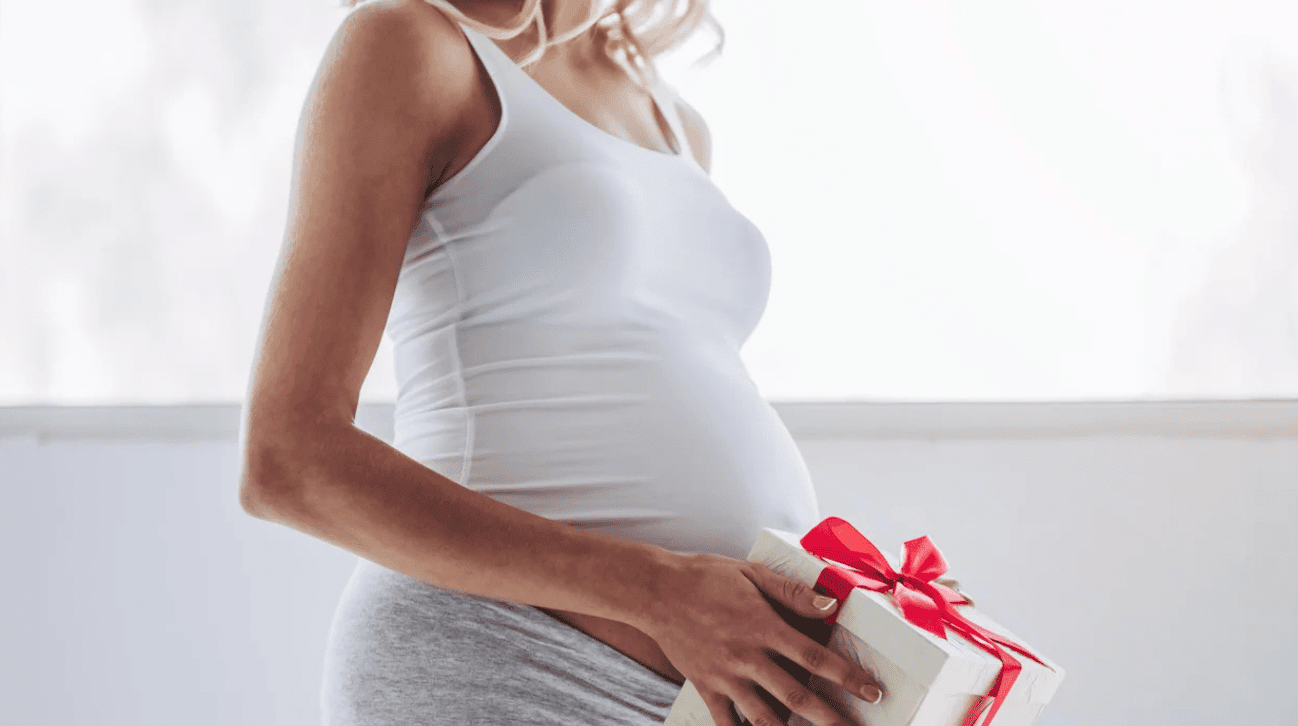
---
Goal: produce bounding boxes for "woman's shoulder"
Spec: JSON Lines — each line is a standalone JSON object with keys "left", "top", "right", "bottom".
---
{"left": 331, "top": 0, "right": 481, "bottom": 119}
{"left": 343, "top": 0, "right": 468, "bottom": 47}
{"left": 321, "top": 1, "right": 485, "bottom": 192}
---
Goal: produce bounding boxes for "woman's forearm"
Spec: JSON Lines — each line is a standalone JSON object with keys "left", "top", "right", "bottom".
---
{"left": 239, "top": 420, "right": 680, "bottom": 629}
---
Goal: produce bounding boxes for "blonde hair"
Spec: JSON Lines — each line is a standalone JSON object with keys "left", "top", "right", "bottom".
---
{"left": 339, "top": 0, "right": 723, "bottom": 92}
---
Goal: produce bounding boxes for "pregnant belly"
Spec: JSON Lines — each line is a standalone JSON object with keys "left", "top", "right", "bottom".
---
{"left": 535, "top": 606, "right": 686, "bottom": 686}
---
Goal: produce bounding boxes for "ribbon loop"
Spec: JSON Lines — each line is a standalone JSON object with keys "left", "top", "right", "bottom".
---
{"left": 901, "top": 536, "right": 950, "bottom": 582}
{"left": 798, "top": 517, "right": 1051, "bottom": 726}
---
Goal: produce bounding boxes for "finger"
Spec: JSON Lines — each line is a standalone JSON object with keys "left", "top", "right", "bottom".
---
{"left": 730, "top": 681, "right": 799, "bottom": 726}
{"left": 744, "top": 656, "right": 854, "bottom": 726}
{"left": 698, "top": 686, "right": 744, "bottom": 726}
{"left": 771, "top": 626, "right": 884, "bottom": 706}
{"left": 745, "top": 563, "right": 841, "bottom": 620}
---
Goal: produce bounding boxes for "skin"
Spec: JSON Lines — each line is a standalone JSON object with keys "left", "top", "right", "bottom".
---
{"left": 239, "top": 1, "right": 879, "bottom": 723}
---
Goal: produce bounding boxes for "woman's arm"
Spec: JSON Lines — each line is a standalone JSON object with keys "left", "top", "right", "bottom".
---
{"left": 238, "top": 0, "right": 677, "bottom": 626}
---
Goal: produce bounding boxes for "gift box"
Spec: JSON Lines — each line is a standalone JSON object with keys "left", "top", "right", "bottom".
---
{"left": 663, "top": 517, "right": 1064, "bottom": 726}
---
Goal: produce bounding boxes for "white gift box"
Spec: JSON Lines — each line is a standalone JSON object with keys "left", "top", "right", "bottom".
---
{"left": 663, "top": 527, "right": 1065, "bottom": 726}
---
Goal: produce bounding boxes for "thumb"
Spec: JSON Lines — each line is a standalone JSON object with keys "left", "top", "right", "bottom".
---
{"left": 748, "top": 562, "right": 840, "bottom": 619}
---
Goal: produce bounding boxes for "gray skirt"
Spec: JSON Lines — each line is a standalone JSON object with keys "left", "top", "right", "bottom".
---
{"left": 321, "top": 557, "right": 684, "bottom": 725}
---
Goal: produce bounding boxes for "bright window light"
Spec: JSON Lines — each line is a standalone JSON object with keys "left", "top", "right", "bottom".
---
{"left": 1, "top": 0, "right": 1295, "bottom": 403}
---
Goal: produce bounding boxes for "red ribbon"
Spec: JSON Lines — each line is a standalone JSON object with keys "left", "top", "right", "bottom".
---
{"left": 799, "top": 517, "right": 1052, "bottom": 726}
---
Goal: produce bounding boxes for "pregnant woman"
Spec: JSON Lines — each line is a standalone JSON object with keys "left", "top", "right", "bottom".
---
{"left": 238, "top": 1, "right": 883, "bottom": 724}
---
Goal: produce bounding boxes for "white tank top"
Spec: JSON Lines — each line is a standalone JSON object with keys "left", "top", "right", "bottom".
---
{"left": 386, "top": 22, "right": 820, "bottom": 558}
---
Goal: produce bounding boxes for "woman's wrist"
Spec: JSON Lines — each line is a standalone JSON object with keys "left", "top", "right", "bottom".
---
{"left": 611, "top": 542, "right": 692, "bottom": 633}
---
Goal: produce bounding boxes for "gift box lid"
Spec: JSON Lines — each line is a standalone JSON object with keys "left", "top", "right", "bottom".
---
{"left": 750, "top": 528, "right": 1064, "bottom": 705}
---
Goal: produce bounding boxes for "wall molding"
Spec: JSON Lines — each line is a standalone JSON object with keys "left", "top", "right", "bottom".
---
{"left": 1, "top": 399, "right": 1296, "bottom": 443}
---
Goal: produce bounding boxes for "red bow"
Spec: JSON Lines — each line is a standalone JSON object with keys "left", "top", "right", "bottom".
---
{"left": 800, "top": 517, "right": 1052, "bottom": 726}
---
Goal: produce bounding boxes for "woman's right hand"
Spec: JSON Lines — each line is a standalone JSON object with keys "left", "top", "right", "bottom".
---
{"left": 633, "top": 552, "right": 884, "bottom": 726}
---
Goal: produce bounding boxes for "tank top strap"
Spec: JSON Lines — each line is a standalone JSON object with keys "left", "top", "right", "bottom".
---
{"left": 648, "top": 82, "right": 695, "bottom": 161}
{"left": 461, "top": 22, "right": 697, "bottom": 167}
{"left": 458, "top": 23, "right": 508, "bottom": 80}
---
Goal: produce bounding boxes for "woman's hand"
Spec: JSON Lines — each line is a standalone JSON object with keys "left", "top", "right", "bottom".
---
{"left": 632, "top": 552, "right": 884, "bottom": 726}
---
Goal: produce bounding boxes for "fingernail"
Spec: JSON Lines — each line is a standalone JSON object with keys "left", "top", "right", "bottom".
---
{"left": 813, "top": 595, "right": 837, "bottom": 610}
{"left": 860, "top": 684, "right": 883, "bottom": 703}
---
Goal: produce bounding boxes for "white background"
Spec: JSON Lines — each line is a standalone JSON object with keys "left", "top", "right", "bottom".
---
{"left": 2, "top": 0, "right": 1296, "bottom": 403}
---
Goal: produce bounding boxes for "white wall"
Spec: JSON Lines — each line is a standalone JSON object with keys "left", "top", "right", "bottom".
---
{"left": 2, "top": 402, "right": 1295, "bottom": 726}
